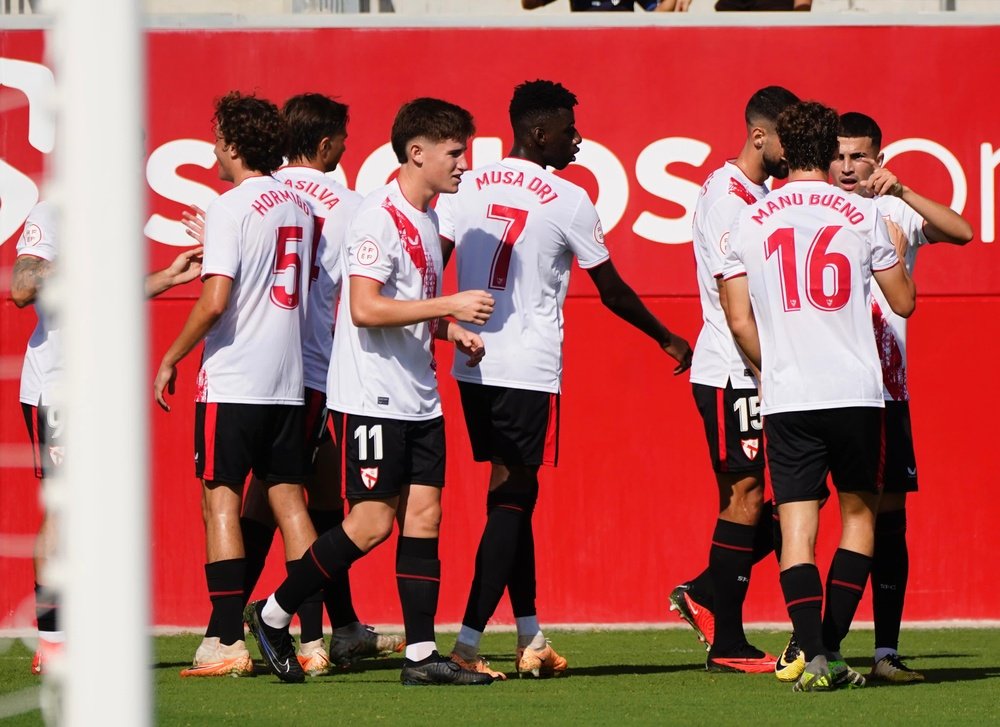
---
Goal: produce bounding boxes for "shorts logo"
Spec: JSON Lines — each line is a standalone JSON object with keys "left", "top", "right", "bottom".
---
{"left": 360, "top": 466, "right": 379, "bottom": 490}
{"left": 48, "top": 445, "right": 65, "bottom": 466}
{"left": 377, "top": 396, "right": 389, "bottom": 406}
{"left": 356, "top": 239, "right": 380, "bottom": 266}
{"left": 906, "top": 466, "right": 917, "bottom": 478}
{"left": 740, "top": 438, "right": 760, "bottom": 460}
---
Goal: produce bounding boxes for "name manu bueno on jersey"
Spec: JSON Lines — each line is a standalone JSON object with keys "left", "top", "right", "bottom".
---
{"left": 749, "top": 190, "right": 867, "bottom": 227}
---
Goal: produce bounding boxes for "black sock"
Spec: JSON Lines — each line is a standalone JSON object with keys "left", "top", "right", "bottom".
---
{"left": 287, "top": 559, "right": 325, "bottom": 643}
{"left": 872, "top": 509, "right": 908, "bottom": 653}
{"left": 35, "top": 583, "right": 58, "bottom": 634}
{"left": 507, "top": 507, "right": 537, "bottom": 619}
{"left": 751, "top": 499, "right": 775, "bottom": 565}
{"left": 309, "top": 508, "right": 359, "bottom": 628}
{"left": 240, "top": 517, "right": 275, "bottom": 604}
{"left": 686, "top": 569, "right": 714, "bottom": 610}
{"left": 708, "top": 519, "right": 755, "bottom": 653}
{"left": 275, "top": 524, "right": 363, "bottom": 614}
{"left": 206, "top": 559, "right": 246, "bottom": 646}
{"left": 780, "top": 563, "right": 826, "bottom": 661}
{"left": 396, "top": 536, "right": 440, "bottom": 648}
{"left": 822, "top": 548, "right": 872, "bottom": 654}
{"left": 461, "top": 490, "right": 530, "bottom": 632}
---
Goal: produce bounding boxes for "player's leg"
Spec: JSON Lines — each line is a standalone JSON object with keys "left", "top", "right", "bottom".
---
{"left": 870, "top": 401, "right": 923, "bottom": 682}
{"left": 245, "top": 413, "right": 397, "bottom": 682}
{"left": 182, "top": 402, "right": 255, "bottom": 677}
{"left": 24, "top": 404, "right": 64, "bottom": 675}
{"left": 239, "top": 476, "right": 275, "bottom": 604}
{"left": 766, "top": 410, "right": 842, "bottom": 691}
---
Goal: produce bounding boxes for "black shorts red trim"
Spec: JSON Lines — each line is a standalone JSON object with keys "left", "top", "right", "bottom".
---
{"left": 882, "top": 400, "right": 918, "bottom": 493}
{"left": 692, "top": 382, "right": 765, "bottom": 474}
{"left": 765, "top": 406, "right": 884, "bottom": 505}
{"left": 21, "top": 403, "right": 63, "bottom": 480}
{"left": 338, "top": 413, "right": 445, "bottom": 500}
{"left": 457, "top": 381, "right": 559, "bottom": 467}
{"left": 195, "top": 402, "right": 307, "bottom": 486}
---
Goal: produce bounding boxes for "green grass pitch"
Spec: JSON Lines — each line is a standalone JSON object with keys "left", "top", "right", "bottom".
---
{"left": 0, "top": 628, "right": 997, "bottom": 725}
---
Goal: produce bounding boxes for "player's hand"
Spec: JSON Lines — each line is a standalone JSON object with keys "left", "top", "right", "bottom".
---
{"left": 861, "top": 167, "right": 903, "bottom": 198}
{"left": 153, "top": 362, "right": 177, "bottom": 412}
{"left": 182, "top": 205, "right": 206, "bottom": 244}
{"left": 166, "top": 246, "right": 204, "bottom": 287}
{"left": 449, "top": 324, "right": 486, "bottom": 367}
{"left": 885, "top": 219, "right": 909, "bottom": 261}
{"left": 448, "top": 290, "right": 495, "bottom": 326}
{"left": 662, "top": 333, "right": 693, "bottom": 375}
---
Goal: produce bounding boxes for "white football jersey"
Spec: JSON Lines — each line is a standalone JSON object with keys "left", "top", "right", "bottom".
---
{"left": 16, "top": 201, "right": 61, "bottom": 407}
{"left": 274, "top": 166, "right": 362, "bottom": 392}
{"left": 871, "top": 194, "right": 928, "bottom": 402}
{"left": 723, "top": 180, "right": 899, "bottom": 415}
{"left": 327, "top": 180, "right": 444, "bottom": 421}
{"left": 436, "top": 157, "right": 609, "bottom": 394}
{"left": 197, "top": 176, "right": 313, "bottom": 404}
{"left": 690, "top": 162, "right": 766, "bottom": 389}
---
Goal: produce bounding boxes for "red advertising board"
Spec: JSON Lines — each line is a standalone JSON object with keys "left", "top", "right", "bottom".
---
{"left": 1, "top": 24, "right": 997, "bottom": 628}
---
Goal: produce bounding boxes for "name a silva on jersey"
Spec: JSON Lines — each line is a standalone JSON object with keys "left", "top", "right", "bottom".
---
{"left": 282, "top": 178, "right": 344, "bottom": 212}
{"left": 474, "top": 169, "right": 560, "bottom": 205}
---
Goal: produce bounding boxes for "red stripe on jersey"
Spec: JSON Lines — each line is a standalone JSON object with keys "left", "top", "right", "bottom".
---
{"left": 202, "top": 403, "right": 218, "bottom": 482}
{"left": 542, "top": 393, "right": 560, "bottom": 467}
{"left": 382, "top": 197, "right": 439, "bottom": 346}
{"left": 871, "top": 299, "right": 908, "bottom": 401}
{"left": 728, "top": 177, "right": 758, "bottom": 205}
{"left": 716, "top": 388, "right": 727, "bottom": 469}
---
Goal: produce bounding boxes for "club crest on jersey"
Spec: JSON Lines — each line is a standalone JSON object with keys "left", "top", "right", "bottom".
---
{"left": 741, "top": 438, "right": 760, "bottom": 460}
{"left": 361, "top": 466, "right": 379, "bottom": 490}
{"left": 594, "top": 221, "right": 606, "bottom": 246}
{"left": 356, "top": 239, "right": 380, "bottom": 266}
{"left": 21, "top": 223, "right": 43, "bottom": 247}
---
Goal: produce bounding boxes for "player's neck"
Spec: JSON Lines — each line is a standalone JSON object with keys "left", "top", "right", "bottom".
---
{"left": 507, "top": 146, "right": 545, "bottom": 168}
{"left": 231, "top": 167, "right": 268, "bottom": 187}
{"left": 734, "top": 141, "right": 766, "bottom": 185}
{"left": 395, "top": 165, "right": 434, "bottom": 211}
{"left": 786, "top": 169, "right": 827, "bottom": 183}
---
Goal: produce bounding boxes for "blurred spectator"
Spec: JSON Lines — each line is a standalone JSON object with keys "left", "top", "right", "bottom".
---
{"left": 522, "top": 0, "right": 679, "bottom": 11}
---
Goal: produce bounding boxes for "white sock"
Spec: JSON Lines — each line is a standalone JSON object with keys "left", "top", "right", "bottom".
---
{"left": 261, "top": 595, "right": 292, "bottom": 629}
{"left": 38, "top": 630, "right": 65, "bottom": 644}
{"left": 874, "top": 647, "right": 898, "bottom": 663}
{"left": 405, "top": 641, "right": 436, "bottom": 662}
{"left": 516, "top": 616, "right": 542, "bottom": 648}
{"left": 453, "top": 627, "right": 483, "bottom": 660}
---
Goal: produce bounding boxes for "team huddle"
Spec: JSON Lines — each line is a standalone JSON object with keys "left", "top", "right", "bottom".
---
{"left": 12, "top": 79, "right": 969, "bottom": 690}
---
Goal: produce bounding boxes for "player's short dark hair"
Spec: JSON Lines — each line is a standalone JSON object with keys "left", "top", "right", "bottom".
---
{"left": 390, "top": 98, "right": 475, "bottom": 163}
{"left": 745, "top": 86, "right": 800, "bottom": 126}
{"left": 283, "top": 93, "right": 349, "bottom": 161}
{"left": 213, "top": 91, "right": 285, "bottom": 175}
{"left": 777, "top": 101, "right": 841, "bottom": 173}
{"left": 509, "top": 79, "right": 578, "bottom": 134}
{"left": 839, "top": 111, "right": 883, "bottom": 151}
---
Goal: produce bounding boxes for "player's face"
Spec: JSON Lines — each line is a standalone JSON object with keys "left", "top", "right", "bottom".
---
{"left": 213, "top": 129, "right": 235, "bottom": 183}
{"left": 759, "top": 122, "right": 789, "bottom": 180}
{"left": 541, "top": 108, "right": 581, "bottom": 171}
{"left": 421, "top": 138, "right": 469, "bottom": 194}
{"left": 830, "top": 136, "right": 880, "bottom": 195}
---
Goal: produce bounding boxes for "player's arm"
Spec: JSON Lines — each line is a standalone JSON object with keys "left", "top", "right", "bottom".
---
{"left": 349, "top": 276, "right": 494, "bottom": 328}
{"left": 793, "top": 0, "right": 811, "bottom": 8}
{"left": 864, "top": 167, "right": 973, "bottom": 244}
{"left": 10, "top": 254, "right": 52, "bottom": 308}
{"left": 587, "top": 260, "right": 692, "bottom": 374}
{"left": 145, "top": 247, "right": 204, "bottom": 298}
{"left": 153, "top": 275, "right": 232, "bottom": 411}
{"left": 722, "top": 274, "right": 762, "bottom": 377}
{"left": 873, "top": 260, "right": 916, "bottom": 319}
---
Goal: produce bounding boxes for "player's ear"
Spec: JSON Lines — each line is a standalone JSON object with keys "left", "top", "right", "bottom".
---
{"left": 751, "top": 126, "right": 765, "bottom": 150}
{"left": 530, "top": 124, "right": 546, "bottom": 148}
{"left": 876, "top": 151, "right": 885, "bottom": 166}
{"left": 408, "top": 140, "right": 424, "bottom": 167}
